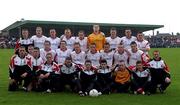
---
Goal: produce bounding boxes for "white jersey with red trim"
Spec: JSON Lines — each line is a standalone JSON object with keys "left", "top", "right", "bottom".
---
{"left": 100, "top": 50, "right": 114, "bottom": 67}
{"left": 32, "top": 57, "right": 44, "bottom": 67}
{"left": 41, "top": 62, "right": 60, "bottom": 74}
{"left": 60, "top": 63, "right": 77, "bottom": 74}
{"left": 75, "top": 37, "right": 88, "bottom": 52}
{"left": 86, "top": 51, "right": 101, "bottom": 67}
{"left": 135, "top": 40, "right": 150, "bottom": 55}
{"left": 113, "top": 51, "right": 129, "bottom": 67}
{"left": 19, "top": 38, "right": 33, "bottom": 46}
{"left": 31, "top": 35, "right": 47, "bottom": 49}
{"left": 40, "top": 49, "right": 56, "bottom": 62}
{"left": 47, "top": 37, "right": 60, "bottom": 50}
{"left": 148, "top": 59, "right": 169, "bottom": 73}
{"left": 71, "top": 51, "right": 86, "bottom": 65}
{"left": 128, "top": 49, "right": 148, "bottom": 67}
{"left": 55, "top": 49, "right": 71, "bottom": 65}
{"left": 121, "top": 36, "right": 137, "bottom": 49}
{"left": 9, "top": 55, "right": 33, "bottom": 72}
{"left": 106, "top": 37, "right": 121, "bottom": 50}
{"left": 61, "top": 36, "right": 76, "bottom": 51}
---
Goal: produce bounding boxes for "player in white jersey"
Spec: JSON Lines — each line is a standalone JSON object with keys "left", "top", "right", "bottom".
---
{"left": 106, "top": 28, "right": 121, "bottom": 50}
{"left": 15, "top": 29, "right": 33, "bottom": 52}
{"left": 135, "top": 32, "right": 150, "bottom": 55}
{"left": 8, "top": 46, "right": 33, "bottom": 91}
{"left": 60, "top": 28, "right": 76, "bottom": 51}
{"left": 113, "top": 44, "right": 130, "bottom": 67}
{"left": 25, "top": 45, "right": 34, "bottom": 65}
{"left": 47, "top": 29, "right": 60, "bottom": 50}
{"left": 128, "top": 41, "right": 149, "bottom": 68}
{"left": 55, "top": 40, "right": 71, "bottom": 65}
{"left": 32, "top": 47, "right": 44, "bottom": 71}
{"left": 40, "top": 41, "right": 56, "bottom": 62}
{"left": 75, "top": 30, "right": 88, "bottom": 52}
{"left": 31, "top": 27, "right": 47, "bottom": 49}
{"left": 121, "top": 29, "right": 136, "bottom": 49}
{"left": 86, "top": 43, "right": 101, "bottom": 67}
{"left": 37, "top": 53, "right": 60, "bottom": 92}
{"left": 148, "top": 50, "right": 171, "bottom": 93}
{"left": 100, "top": 43, "right": 114, "bottom": 67}
{"left": 70, "top": 42, "right": 86, "bottom": 65}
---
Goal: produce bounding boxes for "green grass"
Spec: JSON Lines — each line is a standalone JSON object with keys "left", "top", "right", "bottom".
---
{"left": 0, "top": 48, "right": 180, "bottom": 105}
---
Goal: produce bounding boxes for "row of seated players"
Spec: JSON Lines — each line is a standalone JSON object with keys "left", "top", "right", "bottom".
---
{"left": 9, "top": 46, "right": 171, "bottom": 96}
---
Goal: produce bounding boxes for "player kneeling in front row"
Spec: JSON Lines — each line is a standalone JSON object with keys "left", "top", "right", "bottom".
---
{"left": 96, "top": 59, "right": 113, "bottom": 94}
{"left": 112, "top": 61, "right": 131, "bottom": 93}
{"left": 8, "top": 46, "right": 33, "bottom": 91}
{"left": 36, "top": 53, "right": 60, "bottom": 93}
{"left": 79, "top": 60, "right": 101, "bottom": 96}
{"left": 131, "top": 61, "right": 151, "bottom": 95}
{"left": 148, "top": 50, "right": 171, "bottom": 93}
{"left": 59, "top": 57, "right": 83, "bottom": 95}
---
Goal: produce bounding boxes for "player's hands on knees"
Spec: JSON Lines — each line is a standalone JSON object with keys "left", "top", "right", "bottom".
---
{"left": 39, "top": 74, "right": 45, "bottom": 79}
{"left": 21, "top": 72, "right": 28, "bottom": 78}
{"left": 44, "top": 73, "right": 50, "bottom": 78}
{"left": 9, "top": 79, "right": 16, "bottom": 84}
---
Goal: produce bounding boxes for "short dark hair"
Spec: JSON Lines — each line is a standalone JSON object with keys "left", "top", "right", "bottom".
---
{"left": 60, "top": 40, "right": 67, "bottom": 44}
{"left": 130, "top": 41, "right": 137, "bottom": 45}
{"left": 74, "top": 42, "right": 80, "bottom": 46}
{"left": 136, "top": 61, "right": 142, "bottom": 65}
{"left": 28, "top": 45, "right": 34, "bottom": 48}
{"left": 22, "top": 29, "right": 28, "bottom": 31}
{"left": 78, "top": 30, "right": 85, "bottom": 34}
{"left": 137, "top": 31, "right": 143, "bottom": 34}
{"left": 34, "top": 47, "right": 40, "bottom": 50}
{"left": 110, "top": 27, "right": 117, "bottom": 31}
{"left": 65, "top": 57, "right": 72, "bottom": 61}
{"left": 100, "top": 59, "right": 107, "bottom": 64}
{"left": 91, "top": 43, "right": 96, "bottom": 46}
{"left": 19, "top": 46, "right": 26, "bottom": 49}
{"left": 44, "top": 40, "right": 51, "bottom": 45}
{"left": 85, "top": 59, "right": 92, "bottom": 64}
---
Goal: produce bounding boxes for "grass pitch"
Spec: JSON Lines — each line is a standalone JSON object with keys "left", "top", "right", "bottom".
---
{"left": 0, "top": 48, "right": 180, "bottom": 105}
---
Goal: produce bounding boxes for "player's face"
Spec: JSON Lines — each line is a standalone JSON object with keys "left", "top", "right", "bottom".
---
{"left": 137, "top": 33, "right": 143, "bottom": 41}
{"left": 36, "top": 28, "right": 42, "bottom": 36}
{"left": 46, "top": 54, "right": 52, "bottom": 63}
{"left": 125, "top": 30, "right": 131, "bottom": 37}
{"left": 118, "top": 63, "right": 126, "bottom": 70}
{"left": 153, "top": 52, "right": 160, "bottom": 59}
{"left": 74, "top": 44, "right": 81, "bottom": 52}
{"left": 78, "top": 32, "right": 84, "bottom": 39}
{"left": 65, "top": 29, "right": 71, "bottom": 37}
{"left": 85, "top": 62, "right": 92, "bottom": 69}
{"left": 93, "top": 25, "right": 100, "bottom": 32}
{"left": 19, "top": 48, "right": 26, "bottom": 57}
{"left": 60, "top": 42, "right": 66, "bottom": 49}
{"left": 90, "top": 45, "right": 96, "bottom": 52}
{"left": 33, "top": 50, "right": 40, "bottom": 57}
{"left": 100, "top": 62, "right": 107, "bottom": 69}
{"left": 136, "top": 63, "right": 143, "bottom": 71}
{"left": 104, "top": 45, "right": 110, "bottom": 52}
{"left": 44, "top": 42, "right": 51, "bottom": 50}
{"left": 65, "top": 59, "right": 72, "bottom": 66}
{"left": 22, "top": 30, "right": 29, "bottom": 39}
{"left": 131, "top": 44, "right": 137, "bottom": 51}
{"left": 110, "top": 30, "right": 117, "bottom": 38}
{"left": 117, "top": 45, "right": 124, "bottom": 52}
{"left": 28, "top": 46, "right": 34, "bottom": 54}
{"left": 50, "top": 30, "right": 56, "bottom": 38}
